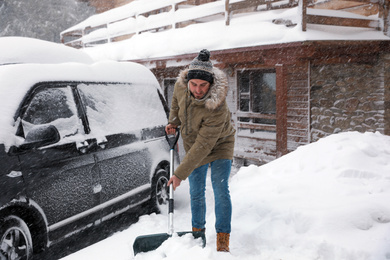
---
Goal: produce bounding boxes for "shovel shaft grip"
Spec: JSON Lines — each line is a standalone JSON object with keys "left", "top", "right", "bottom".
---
{"left": 169, "top": 199, "right": 174, "bottom": 213}
{"left": 165, "top": 128, "right": 180, "bottom": 149}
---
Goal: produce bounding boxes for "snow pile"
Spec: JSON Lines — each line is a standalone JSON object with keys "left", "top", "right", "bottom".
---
{"left": 231, "top": 131, "right": 390, "bottom": 259}
{"left": 61, "top": 131, "right": 390, "bottom": 260}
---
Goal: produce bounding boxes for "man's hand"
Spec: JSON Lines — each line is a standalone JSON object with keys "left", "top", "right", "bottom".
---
{"left": 167, "top": 175, "right": 182, "bottom": 191}
{"left": 165, "top": 124, "right": 177, "bottom": 135}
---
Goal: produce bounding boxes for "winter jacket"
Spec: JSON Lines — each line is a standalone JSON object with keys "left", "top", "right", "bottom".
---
{"left": 168, "top": 67, "right": 235, "bottom": 180}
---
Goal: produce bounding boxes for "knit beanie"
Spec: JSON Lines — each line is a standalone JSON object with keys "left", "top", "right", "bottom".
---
{"left": 187, "top": 49, "right": 214, "bottom": 84}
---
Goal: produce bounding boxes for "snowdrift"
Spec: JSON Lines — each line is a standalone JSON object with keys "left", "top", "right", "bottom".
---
{"left": 62, "top": 131, "right": 390, "bottom": 260}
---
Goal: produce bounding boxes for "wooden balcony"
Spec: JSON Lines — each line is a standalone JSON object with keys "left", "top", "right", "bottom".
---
{"left": 61, "top": 0, "right": 389, "bottom": 49}
{"left": 302, "top": 0, "right": 386, "bottom": 31}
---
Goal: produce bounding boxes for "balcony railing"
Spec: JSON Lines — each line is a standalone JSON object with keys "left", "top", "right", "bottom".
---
{"left": 61, "top": 0, "right": 387, "bottom": 49}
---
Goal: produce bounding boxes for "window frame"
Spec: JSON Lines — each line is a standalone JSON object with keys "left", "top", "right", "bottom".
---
{"left": 236, "top": 68, "right": 277, "bottom": 137}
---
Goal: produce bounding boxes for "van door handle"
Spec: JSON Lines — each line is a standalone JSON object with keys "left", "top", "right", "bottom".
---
{"left": 96, "top": 137, "right": 108, "bottom": 149}
{"left": 7, "top": 171, "right": 22, "bottom": 178}
{"left": 93, "top": 184, "right": 102, "bottom": 194}
{"left": 76, "top": 141, "right": 89, "bottom": 153}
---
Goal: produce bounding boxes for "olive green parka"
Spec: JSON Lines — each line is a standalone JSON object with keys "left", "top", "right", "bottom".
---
{"left": 168, "top": 67, "right": 235, "bottom": 180}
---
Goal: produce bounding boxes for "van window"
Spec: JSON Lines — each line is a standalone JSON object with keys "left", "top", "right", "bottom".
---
{"left": 21, "top": 86, "right": 83, "bottom": 140}
{"left": 78, "top": 83, "right": 168, "bottom": 137}
{"left": 163, "top": 78, "right": 176, "bottom": 109}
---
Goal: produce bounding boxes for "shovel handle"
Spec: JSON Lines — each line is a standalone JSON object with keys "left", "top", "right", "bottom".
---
{"left": 165, "top": 128, "right": 180, "bottom": 150}
{"left": 165, "top": 128, "right": 179, "bottom": 235}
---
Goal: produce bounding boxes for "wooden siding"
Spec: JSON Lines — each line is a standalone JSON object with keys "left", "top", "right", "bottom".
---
{"left": 276, "top": 64, "right": 288, "bottom": 157}
{"left": 286, "top": 63, "right": 310, "bottom": 151}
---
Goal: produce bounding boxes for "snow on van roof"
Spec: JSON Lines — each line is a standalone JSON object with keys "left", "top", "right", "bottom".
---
{"left": 0, "top": 38, "right": 162, "bottom": 149}
{"left": 0, "top": 37, "right": 94, "bottom": 65}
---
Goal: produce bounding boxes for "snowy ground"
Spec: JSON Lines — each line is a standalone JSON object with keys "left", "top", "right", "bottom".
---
{"left": 60, "top": 131, "right": 390, "bottom": 260}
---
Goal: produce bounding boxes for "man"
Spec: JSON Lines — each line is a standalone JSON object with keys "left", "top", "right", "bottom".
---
{"left": 166, "top": 49, "right": 235, "bottom": 252}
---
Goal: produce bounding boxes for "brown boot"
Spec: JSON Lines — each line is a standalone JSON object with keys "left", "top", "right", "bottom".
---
{"left": 216, "top": 233, "right": 230, "bottom": 252}
{"left": 192, "top": 227, "right": 206, "bottom": 233}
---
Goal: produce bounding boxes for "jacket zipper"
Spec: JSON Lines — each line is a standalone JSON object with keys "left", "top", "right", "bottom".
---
{"left": 185, "top": 92, "right": 191, "bottom": 135}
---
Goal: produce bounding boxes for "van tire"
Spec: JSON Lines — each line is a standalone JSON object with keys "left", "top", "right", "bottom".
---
{"left": 150, "top": 168, "right": 169, "bottom": 214}
{"left": 0, "top": 215, "right": 33, "bottom": 260}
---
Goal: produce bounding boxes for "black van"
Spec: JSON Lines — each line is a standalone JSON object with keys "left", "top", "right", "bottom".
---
{"left": 0, "top": 38, "right": 174, "bottom": 259}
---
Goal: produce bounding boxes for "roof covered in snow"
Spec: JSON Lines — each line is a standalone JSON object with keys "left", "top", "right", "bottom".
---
{"left": 60, "top": 0, "right": 390, "bottom": 62}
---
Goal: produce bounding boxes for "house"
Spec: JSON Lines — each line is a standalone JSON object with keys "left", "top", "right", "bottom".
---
{"left": 64, "top": 0, "right": 390, "bottom": 166}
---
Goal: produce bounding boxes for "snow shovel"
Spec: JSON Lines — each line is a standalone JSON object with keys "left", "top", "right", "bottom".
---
{"left": 132, "top": 129, "right": 206, "bottom": 255}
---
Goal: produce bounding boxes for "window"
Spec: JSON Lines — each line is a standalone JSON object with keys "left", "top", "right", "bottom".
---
{"left": 237, "top": 69, "right": 276, "bottom": 136}
{"left": 22, "top": 86, "right": 83, "bottom": 140}
{"left": 163, "top": 78, "right": 176, "bottom": 109}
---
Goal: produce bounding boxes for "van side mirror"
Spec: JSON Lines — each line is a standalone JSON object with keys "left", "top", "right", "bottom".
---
{"left": 20, "top": 125, "right": 60, "bottom": 150}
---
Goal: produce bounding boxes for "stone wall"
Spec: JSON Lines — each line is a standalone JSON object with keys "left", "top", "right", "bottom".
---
{"left": 310, "top": 58, "right": 386, "bottom": 142}
{"left": 384, "top": 54, "right": 390, "bottom": 136}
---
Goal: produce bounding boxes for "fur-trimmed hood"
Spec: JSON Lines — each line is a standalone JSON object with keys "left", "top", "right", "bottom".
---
{"left": 176, "top": 66, "right": 228, "bottom": 110}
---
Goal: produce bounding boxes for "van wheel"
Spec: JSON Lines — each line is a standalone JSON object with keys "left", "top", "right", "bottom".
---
{"left": 0, "top": 215, "right": 33, "bottom": 260}
{"left": 151, "top": 169, "right": 169, "bottom": 214}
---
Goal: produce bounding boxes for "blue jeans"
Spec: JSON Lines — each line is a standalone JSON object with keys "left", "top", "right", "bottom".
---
{"left": 188, "top": 159, "right": 232, "bottom": 234}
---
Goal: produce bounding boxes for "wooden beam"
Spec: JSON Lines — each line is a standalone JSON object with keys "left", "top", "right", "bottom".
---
{"left": 276, "top": 64, "right": 288, "bottom": 158}
{"left": 225, "top": 0, "right": 231, "bottom": 25}
{"left": 306, "top": 14, "right": 380, "bottom": 28}
{"left": 226, "top": 0, "right": 286, "bottom": 25}
{"left": 311, "top": 0, "right": 379, "bottom": 9}
{"left": 309, "top": 0, "right": 379, "bottom": 16}
{"left": 237, "top": 122, "right": 276, "bottom": 132}
{"left": 302, "top": 0, "right": 308, "bottom": 31}
{"left": 383, "top": 0, "right": 389, "bottom": 33}
{"left": 337, "top": 0, "right": 378, "bottom": 3}
{"left": 310, "top": 1, "right": 371, "bottom": 10}
{"left": 236, "top": 111, "right": 276, "bottom": 120}
{"left": 342, "top": 4, "right": 379, "bottom": 17}
{"left": 229, "top": 0, "right": 284, "bottom": 11}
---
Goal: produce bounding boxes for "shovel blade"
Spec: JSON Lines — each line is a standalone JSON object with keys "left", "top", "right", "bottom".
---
{"left": 133, "top": 231, "right": 206, "bottom": 255}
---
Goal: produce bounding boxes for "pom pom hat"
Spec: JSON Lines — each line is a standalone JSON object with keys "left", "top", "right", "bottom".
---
{"left": 187, "top": 49, "right": 214, "bottom": 84}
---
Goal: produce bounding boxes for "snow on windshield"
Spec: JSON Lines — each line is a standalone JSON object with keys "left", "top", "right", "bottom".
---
{"left": 78, "top": 82, "right": 167, "bottom": 138}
